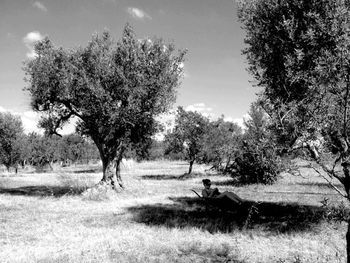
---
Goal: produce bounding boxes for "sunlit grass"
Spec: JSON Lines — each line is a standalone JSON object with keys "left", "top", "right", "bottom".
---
{"left": 0, "top": 160, "right": 347, "bottom": 262}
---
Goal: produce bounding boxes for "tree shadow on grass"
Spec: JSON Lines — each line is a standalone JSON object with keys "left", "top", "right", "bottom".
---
{"left": 141, "top": 172, "right": 207, "bottom": 180}
{"left": 72, "top": 168, "right": 102, "bottom": 174}
{"left": 0, "top": 185, "right": 87, "bottom": 197}
{"left": 296, "top": 182, "right": 343, "bottom": 189}
{"left": 127, "top": 197, "right": 327, "bottom": 234}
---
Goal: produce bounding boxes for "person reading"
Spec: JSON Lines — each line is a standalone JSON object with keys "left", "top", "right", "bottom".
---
{"left": 201, "top": 178, "right": 244, "bottom": 205}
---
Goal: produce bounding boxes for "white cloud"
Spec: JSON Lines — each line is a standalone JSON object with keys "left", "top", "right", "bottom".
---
{"left": 185, "top": 103, "right": 213, "bottom": 118}
{"left": 23, "top": 31, "right": 44, "bottom": 59}
{"left": 33, "top": 1, "right": 48, "bottom": 12}
{"left": 154, "top": 109, "right": 177, "bottom": 141}
{"left": 23, "top": 31, "right": 43, "bottom": 43}
{"left": 0, "top": 107, "right": 41, "bottom": 134}
{"left": 232, "top": 117, "right": 245, "bottom": 129}
{"left": 127, "top": 7, "right": 152, "bottom": 20}
{"left": 229, "top": 114, "right": 250, "bottom": 130}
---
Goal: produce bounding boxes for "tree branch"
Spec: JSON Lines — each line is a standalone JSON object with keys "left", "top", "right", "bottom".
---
{"left": 311, "top": 165, "right": 347, "bottom": 198}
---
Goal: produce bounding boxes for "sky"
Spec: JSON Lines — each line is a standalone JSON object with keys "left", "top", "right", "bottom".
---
{"left": 0, "top": 0, "right": 258, "bottom": 134}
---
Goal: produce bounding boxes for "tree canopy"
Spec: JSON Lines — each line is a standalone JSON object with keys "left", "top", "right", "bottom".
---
{"left": 238, "top": 0, "right": 350, "bottom": 142}
{"left": 0, "top": 112, "right": 25, "bottom": 172}
{"left": 24, "top": 24, "right": 186, "bottom": 187}
{"left": 201, "top": 117, "right": 242, "bottom": 173}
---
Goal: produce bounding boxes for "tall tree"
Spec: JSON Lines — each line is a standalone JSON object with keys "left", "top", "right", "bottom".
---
{"left": 24, "top": 24, "right": 186, "bottom": 188}
{"left": 238, "top": 0, "right": 350, "bottom": 260}
{"left": 0, "top": 112, "right": 25, "bottom": 172}
{"left": 165, "top": 107, "right": 209, "bottom": 174}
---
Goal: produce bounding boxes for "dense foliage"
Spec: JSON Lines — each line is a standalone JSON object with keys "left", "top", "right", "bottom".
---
{"left": 0, "top": 112, "right": 25, "bottom": 172}
{"left": 227, "top": 103, "right": 283, "bottom": 184}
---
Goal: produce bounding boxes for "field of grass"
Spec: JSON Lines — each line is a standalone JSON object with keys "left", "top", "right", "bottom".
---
{"left": 0, "top": 159, "right": 347, "bottom": 262}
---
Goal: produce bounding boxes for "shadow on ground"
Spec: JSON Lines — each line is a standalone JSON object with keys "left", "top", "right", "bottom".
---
{"left": 72, "top": 168, "right": 102, "bottom": 174}
{"left": 0, "top": 185, "right": 87, "bottom": 197}
{"left": 127, "top": 196, "right": 328, "bottom": 234}
{"left": 296, "top": 182, "right": 343, "bottom": 188}
{"left": 141, "top": 172, "right": 207, "bottom": 180}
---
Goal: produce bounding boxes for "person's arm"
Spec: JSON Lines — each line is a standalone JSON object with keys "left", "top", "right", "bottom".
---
{"left": 202, "top": 189, "right": 209, "bottom": 198}
{"left": 209, "top": 188, "right": 220, "bottom": 197}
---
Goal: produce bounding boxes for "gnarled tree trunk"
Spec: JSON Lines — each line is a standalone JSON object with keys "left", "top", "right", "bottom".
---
{"left": 99, "top": 146, "right": 124, "bottom": 189}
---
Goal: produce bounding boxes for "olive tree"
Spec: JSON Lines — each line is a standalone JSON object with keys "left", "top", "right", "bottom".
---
{"left": 0, "top": 112, "right": 25, "bottom": 172}
{"left": 238, "top": 0, "right": 350, "bottom": 260}
{"left": 165, "top": 107, "right": 209, "bottom": 174}
{"left": 201, "top": 117, "right": 242, "bottom": 173}
{"left": 24, "top": 24, "right": 186, "bottom": 188}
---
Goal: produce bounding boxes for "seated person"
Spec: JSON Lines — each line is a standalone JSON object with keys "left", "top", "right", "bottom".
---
{"left": 202, "top": 178, "right": 244, "bottom": 205}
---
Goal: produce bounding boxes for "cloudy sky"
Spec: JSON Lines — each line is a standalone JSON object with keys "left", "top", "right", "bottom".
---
{"left": 0, "top": 0, "right": 258, "bottom": 133}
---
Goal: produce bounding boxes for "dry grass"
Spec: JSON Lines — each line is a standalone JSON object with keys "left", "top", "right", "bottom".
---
{"left": 0, "top": 159, "right": 347, "bottom": 262}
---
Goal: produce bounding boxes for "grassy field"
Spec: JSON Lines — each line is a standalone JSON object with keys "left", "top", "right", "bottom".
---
{"left": 0, "top": 159, "right": 347, "bottom": 263}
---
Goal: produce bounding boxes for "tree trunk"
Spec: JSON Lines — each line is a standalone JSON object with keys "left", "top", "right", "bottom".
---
{"left": 115, "top": 156, "right": 124, "bottom": 188}
{"left": 100, "top": 155, "right": 124, "bottom": 190}
{"left": 342, "top": 163, "right": 350, "bottom": 263}
{"left": 101, "top": 157, "right": 115, "bottom": 186}
{"left": 347, "top": 219, "right": 350, "bottom": 263}
{"left": 224, "top": 156, "right": 231, "bottom": 174}
{"left": 188, "top": 159, "right": 194, "bottom": 174}
{"left": 94, "top": 138, "right": 124, "bottom": 190}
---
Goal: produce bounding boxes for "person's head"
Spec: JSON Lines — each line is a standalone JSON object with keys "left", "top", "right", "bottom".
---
{"left": 202, "top": 179, "right": 211, "bottom": 189}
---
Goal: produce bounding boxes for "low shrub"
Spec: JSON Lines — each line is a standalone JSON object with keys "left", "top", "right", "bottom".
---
{"left": 227, "top": 139, "right": 284, "bottom": 184}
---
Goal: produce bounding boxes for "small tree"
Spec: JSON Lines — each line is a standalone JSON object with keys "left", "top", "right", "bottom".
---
{"left": 165, "top": 107, "right": 209, "bottom": 174}
{"left": 24, "top": 24, "right": 186, "bottom": 188}
{"left": 201, "top": 117, "right": 242, "bottom": 173}
{"left": 229, "top": 103, "right": 283, "bottom": 184}
{"left": 0, "top": 112, "right": 25, "bottom": 172}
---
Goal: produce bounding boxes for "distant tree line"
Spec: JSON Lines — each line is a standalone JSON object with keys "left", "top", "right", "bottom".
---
{"left": 0, "top": 111, "right": 99, "bottom": 172}
{"left": 0, "top": 103, "right": 285, "bottom": 186}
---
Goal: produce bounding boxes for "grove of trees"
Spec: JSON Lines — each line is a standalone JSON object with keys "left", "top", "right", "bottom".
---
{"left": 0, "top": 111, "right": 100, "bottom": 173}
